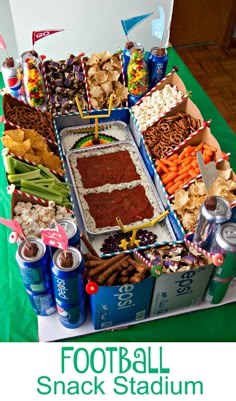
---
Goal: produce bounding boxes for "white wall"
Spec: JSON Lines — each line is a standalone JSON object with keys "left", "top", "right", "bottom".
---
{"left": 8, "top": 0, "right": 173, "bottom": 60}
{"left": 0, "top": 0, "right": 18, "bottom": 67}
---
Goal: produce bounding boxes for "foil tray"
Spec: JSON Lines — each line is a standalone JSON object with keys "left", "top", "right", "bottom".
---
{"left": 65, "top": 141, "right": 176, "bottom": 241}
{"left": 59, "top": 121, "right": 132, "bottom": 155}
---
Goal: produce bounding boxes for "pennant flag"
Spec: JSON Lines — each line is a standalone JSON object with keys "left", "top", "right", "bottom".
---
{"left": 0, "top": 217, "right": 24, "bottom": 236}
{"left": 121, "top": 12, "right": 153, "bottom": 37}
{"left": 40, "top": 222, "right": 68, "bottom": 252}
{"left": 152, "top": 6, "right": 165, "bottom": 40}
{"left": 0, "top": 33, "right": 6, "bottom": 50}
{"left": 32, "top": 29, "right": 64, "bottom": 46}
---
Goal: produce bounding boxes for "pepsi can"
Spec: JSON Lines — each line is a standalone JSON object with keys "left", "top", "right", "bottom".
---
{"left": 123, "top": 42, "right": 144, "bottom": 86}
{"left": 148, "top": 47, "right": 168, "bottom": 90}
{"left": 26, "top": 288, "right": 56, "bottom": 316}
{"left": 53, "top": 219, "right": 80, "bottom": 248}
{"left": 16, "top": 237, "right": 51, "bottom": 293}
{"left": 51, "top": 247, "right": 87, "bottom": 328}
{"left": 2, "top": 59, "right": 26, "bottom": 101}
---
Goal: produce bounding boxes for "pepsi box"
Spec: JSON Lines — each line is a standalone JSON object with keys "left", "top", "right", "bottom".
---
{"left": 89, "top": 276, "right": 155, "bottom": 330}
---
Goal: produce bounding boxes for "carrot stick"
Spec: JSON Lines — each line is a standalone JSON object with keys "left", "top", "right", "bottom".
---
{"left": 191, "top": 159, "right": 198, "bottom": 168}
{"left": 156, "top": 166, "right": 162, "bottom": 174}
{"left": 174, "top": 172, "right": 190, "bottom": 183}
{"left": 189, "top": 168, "right": 198, "bottom": 177}
{"left": 203, "top": 143, "right": 217, "bottom": 152}
{"left": 203, "top": 149, "right": 213, "bottom": 156}
{"left": 162, "top": 172, "right": 179, "bottom": 185}
{"left": 156, "top": 159, "right": 169, "bottom": 174}
{"left": 168, "top": 153, "right": 178, "bottom": 161}
{"left": 177, "top": 165, "right": 191, "bottom": 175}
{"left": 167, "top": 181, "right": 183, "bottom": 195}
{"left": 169, "top": 166, "right": 178, "bottom": 172}
{"left": 160, "top": 158, "right": 175, "bottom": 167}
{"left": 203, "top": 155, "right": 211, "bottom": 164}
{"left": 194, "top": 142, "right": 204, "bottom": 153}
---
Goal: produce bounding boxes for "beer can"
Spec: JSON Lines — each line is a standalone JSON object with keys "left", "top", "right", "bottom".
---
{"left": 52, "top": 219, "right": 80, "bottom": 249}
{"left": 123, "top": 42, "right": 144, "bottom": 86}
{"left": 2, "top": 59, "right": 26, "bottom": 101}
{"left": 192, "top": 196, "right": 232, "bottom": 250}
{"left": 206, "top": 222, "right": 236, "bottom": 304}
{"left": 16, "top": 238, "right": 51, "bottom": 293}
{"left": 26, "top": 288, "right": 56, "bottom": 316}
{"left": 147, "top": 47, "right": 168, "bottom": 90}
{"left": 50, "top": 247, "right": 87, "bottom": 328}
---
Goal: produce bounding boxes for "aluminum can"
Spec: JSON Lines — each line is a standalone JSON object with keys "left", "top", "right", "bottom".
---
{"left": 128, "top": 94, "right": 143, "bottom": 108}
{"left": 2, "top": 60, "right": 26, "bottom": 101}
{"left": 192, "top": 196, "right": 232, "bottom": 250}
{"left": 26, "top": 288, "right": 56, "bottom": 316}
{"left": 53, "top": 219, "right": 80, "bottom": 248}
{"left": 50, "top": 247, "right": 86, "bottom": 328}
{"left": 16, "top": 238, "right": 51, "bottom": 292}
{"left": 206, "top": 222, "right": 236, "bottom": 304}
{"left": 147, "top": 47, "right": 168, "bottom": 90}
{"left": 123, "top": 42, "right": 144, "bottom": 86}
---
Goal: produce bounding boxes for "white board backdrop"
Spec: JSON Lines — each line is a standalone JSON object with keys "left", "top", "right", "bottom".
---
{"left": 7, "top": 0, "right": 174, "bottom": 60}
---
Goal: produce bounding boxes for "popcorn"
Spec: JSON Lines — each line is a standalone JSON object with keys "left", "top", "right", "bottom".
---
{"left": 131, "top": 84, "right": 184, "bottom": 132}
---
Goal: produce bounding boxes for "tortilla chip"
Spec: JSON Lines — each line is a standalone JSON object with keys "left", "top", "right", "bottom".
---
{"left": 23, "top": 129, "right": 44, "bottom": 150}
{"left": 3, "top": 129, "right": 24, "bottom": 142}
{"left": 24, "top": 153, "right": 41, "bottom": 164}
{"left": 1, "top": 135, "right": 28, "bottom": 157}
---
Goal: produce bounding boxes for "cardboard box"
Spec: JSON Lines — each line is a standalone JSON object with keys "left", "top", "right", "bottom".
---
{"left": 89, "top": 276, "right": 155, "bottom": 330}
{"left": 134, "top": 244, "right": 214, "bottom": 317}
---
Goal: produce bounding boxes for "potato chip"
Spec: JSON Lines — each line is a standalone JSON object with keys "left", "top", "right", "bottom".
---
{"left": 110, "top": 55, "right": 122, "bottom": 70}
{"left": 109, "top": 70, "right": 120, "bottom": 82}
{"left": 115, "top": 85, "right": 129, "bottom": 100}
{"left": 218, "top": 168, "right": 232, "bottom": 180}
{"left": 99, "top": 51, "right": 112, "bottom": 63}
{"left": 182, "top": 212, "right": 196, "bottom": 231}
{"left": 101, "top": 81, "right": 113, "bottom": 96}
{"left": 3, "top": 129, "right": 24, "bottom": 142}
{"left": 102, "top": 61, "right": 113, "bottom": 72}
{"left": 94, "top": 71, "right": 108, "bottom": 84}
{"left": 90, "top": 85, "right": 104, "bottom": 98}
{"left": 86, "top": 54, "right": 100, "bottom": 66}
{"left": 87, "top": 66, "right": 99, "bottom": 77}
{"left": 90, "top": 97, "right": 101, "bottom": 110}
{"left": 174, "top": 189, "right": 189, "bottom": 208}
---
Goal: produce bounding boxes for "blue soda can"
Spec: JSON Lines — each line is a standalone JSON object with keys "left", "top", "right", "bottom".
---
{"left": 148, "top": 47, "right": 168, "bottom": 90}
{"left": 26, "top": 288, "right": 56, "bottom": 316}
{"left": 123, "top": 42, "right": 144, "bottom": 86}
{"left": 55, "top": 219, "right": 80, "bottom": 248}
{"left": 16, "top": 237, "right": 51, "bottom": 292}
{"left": 51, "top": 247, "right": 87, "bottom": 328}
{"left": 2, "top": 58, "right": 26, "bottom": 101}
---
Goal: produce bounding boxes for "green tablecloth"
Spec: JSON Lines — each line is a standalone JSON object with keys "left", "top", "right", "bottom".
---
{"left": 0, "top": 47, "right": 236, "bottom": 342}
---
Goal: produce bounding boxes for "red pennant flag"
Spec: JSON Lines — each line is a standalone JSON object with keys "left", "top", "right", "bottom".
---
{"left": 40, "top": 222, "right": 68, "bottom": 252}
{"left": 0, "top": 217, "right": 24, "bottom": 236}
{"left": 0, "top": 34, "right": 6, "bottom": 50}
{"left": 32, "top": 29, "right": 64, "bottom": 45}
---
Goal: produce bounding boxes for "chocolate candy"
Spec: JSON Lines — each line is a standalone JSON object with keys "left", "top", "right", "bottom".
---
{"left": 59, "top": 251, "right": 73, "bottom": 268}
{"left": 22, "top": 242, "right": 39, "bottom": 258}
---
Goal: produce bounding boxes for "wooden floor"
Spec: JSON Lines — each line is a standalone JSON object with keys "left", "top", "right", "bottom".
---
{"left": 174, "top": 44, "right": 236, "bottom": 134}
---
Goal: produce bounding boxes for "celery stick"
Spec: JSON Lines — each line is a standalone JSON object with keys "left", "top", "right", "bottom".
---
{"left": 34, "top": 178, "right": 55, "bottom": 185}
{"left": 3, "top": 155, "right": 15, "bottom": 175}
{"left": 8, "top": 169, "right": 42, "bottom": 184}
{"left": 20, "top": 179, "right": 68, "bottom": 198}
{"left": 20, "top": 187, "right": 63, "bottom": 204}
{"left": 13, "top": 159, "right": 38, "bottom": 173}
{"left": 50, "top": 183, "right": 70, "bottom": 196}
{"left": 38, "top": 164, "right": 61, "bottom": 182}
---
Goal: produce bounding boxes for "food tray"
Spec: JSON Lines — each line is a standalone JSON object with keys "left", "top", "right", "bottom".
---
{"left": 65, "top": 141, "right": 176, "bottom": 237}
{"left": 59, "top": 121, "right": 132, "bottom": 155}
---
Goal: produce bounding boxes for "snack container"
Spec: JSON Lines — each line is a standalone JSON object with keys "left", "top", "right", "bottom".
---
{"left": 193, "top": 197, "right": 232, "bottom": 250}
{"left": 122, "top": 42, "right": 144, "bottom": 86}
{"left": 206, "top": 222, "right": 236, "bottom": 304}
{"left": 147, "top": 47, "right": 168, "bottom": 90}
{"left": 89, "top": 275, "right": 155, "bottom": 330}
{"left": 22, "top": 54, "right": 47, "bottom": 109}
{"left": 26, "top": 288, "right": 56, "bottom": 316}
{"left": 16, "top": 237, "right": 51, "bottom": 293}
{"left": 50, "top": 247, "right": 87, "bottom": 328}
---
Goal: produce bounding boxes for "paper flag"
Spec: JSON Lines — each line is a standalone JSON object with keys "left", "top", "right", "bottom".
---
{"left": 40, "top": 222, "right": 68, "bottom": 252}
{"left": 152, "top": 6, "right": 165, "bottom": 40}
{"left": 121, "top": 12, "right": 153, "bottom": 37}
{"left": 0, "top": 217, "right": 24, "bottom": 236}
{"left": 32, "top": 29, "right": 64, "bottom": 46}
{"left": 0, "top": 33, "right": 6, "bottom": 50}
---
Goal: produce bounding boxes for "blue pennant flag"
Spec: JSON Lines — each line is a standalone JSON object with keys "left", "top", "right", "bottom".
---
{"left": 121, "top": 12, "right": 154, "bottom": 37}
{"left": 152, "top": 6, "right": 165, "bottom": 40}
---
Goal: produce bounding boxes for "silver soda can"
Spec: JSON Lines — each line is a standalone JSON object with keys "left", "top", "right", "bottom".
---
{"left": 192, "top": 196, "right": 232, "bottom": 250}
{"left": 206, "top": 222, "right": 236, "bottom": 304}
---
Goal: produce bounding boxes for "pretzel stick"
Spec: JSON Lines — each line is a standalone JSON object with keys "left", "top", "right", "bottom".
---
{"left": 80, "top": 232, "right": 99, "bottom": 257}
{"left": 89, "top": 253, "right": 127, "bottom": 278}
{"left": 96, "top": 255, "right": 130, "bottom": 285}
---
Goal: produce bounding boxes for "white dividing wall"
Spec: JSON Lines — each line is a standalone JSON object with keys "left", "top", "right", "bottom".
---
{"left": 0, "top": 0, "right": 18, "bottom": 67}
{"left": 8, "top": 0, "right": 174, "bottom": 60}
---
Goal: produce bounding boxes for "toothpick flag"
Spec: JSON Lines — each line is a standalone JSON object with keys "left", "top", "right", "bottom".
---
{"left": 152, "top": 6, "right": 165, "bottom": 40}
{"left": 40, "top": 222, "right": 68, "bottom": 252}
{"left": 121, "top": 12, "right": 153, "bottom": 37}
{"left": 32, "top": 29, "right": 64, "bottom": 46}
{"left": 0, "top": 217, "right": 25, "bottom": 237}
{"left": 0, "top": 34, "right": 6, "bottom": 50}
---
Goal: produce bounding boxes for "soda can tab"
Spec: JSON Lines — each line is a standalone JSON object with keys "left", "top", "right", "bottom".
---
{"left": 206, "top": 222, "right": 236, "bottom": 304}
{"left": 26, "top": 288, "right": 56, "bottom": 316}
{"left": 22, "top": 53, "right": 47, "bottom": 109}
{"left": 50, "top": 247, "right": 87, "bottom": 328}
{"left": 122, "top": 42, "right": 144, "bottom": 86}
{"left": 2, "top": 57, "right": 26, "bottom": 101}
{"left": 192, "top": 196, "right": 232, "bottom": 251}
{"left": 16, "top": 237, "right": 52, "bottom": 293}
{"left": 148, "top": 47, "right": 168, "bottom": 90}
